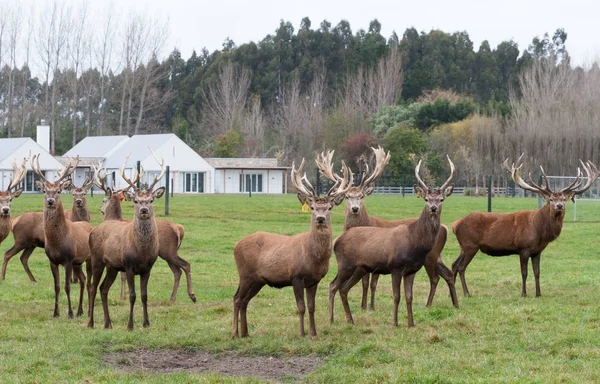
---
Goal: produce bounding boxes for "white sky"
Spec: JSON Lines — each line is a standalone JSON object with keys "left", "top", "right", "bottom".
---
{"left": 13, "top": 0, "right": 600, "bottom": 67}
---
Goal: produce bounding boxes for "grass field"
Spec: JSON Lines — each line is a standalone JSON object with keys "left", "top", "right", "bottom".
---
{"left": 0, "top": 192, "right": 599, "bottom": 383}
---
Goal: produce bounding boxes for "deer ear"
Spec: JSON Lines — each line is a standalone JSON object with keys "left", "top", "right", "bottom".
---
{"left": 153, "top": 186, "right": 166, "bottom": 199}
{"left": 105, "top": 188, "right": 113, "bottom": 197}
{"left": 61, "top": 179, "right": 72, "bottom": 191}
{"left": 444, "top": 184, "right": 455, "bottom": 197}
{"left": 332, "top": 194, "right": 345, "bottom": 206}
{"left": 567, "top": 192, "right": 575, "bottom": 202}
{"left": 35, "top": 180, "right": 44, "bottom": 191}
{"left": 11, "top": 187, "right": 23, "bottom": 199}
{"left": 413, "top": 184, "right": 424, "bottom": 198}
{"left": 126, "top": 190, "right": 135, "bottom": 201}
{"left": 364, "top": 185, "right": 375, "bottom": 196}
{"left": 297, "top": 192, "right": 308, "bottom": 206}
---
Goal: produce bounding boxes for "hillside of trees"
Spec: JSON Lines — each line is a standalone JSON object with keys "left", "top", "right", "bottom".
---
{"left": 1, "top": 3, "right": 598, "bottom": 187}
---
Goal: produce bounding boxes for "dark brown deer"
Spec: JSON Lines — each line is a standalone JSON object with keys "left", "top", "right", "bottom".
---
{"left": 92, "top": 164, "right": 196, "bottom": 303}
{"left": 452, "top": 155, "right": 599, "bottom": 297}
{"left": 317, "top": 147, "right": 459, "bottom": 310}
{"left": 88, "top": 153, "right": 166, "bottom": 329}
{"left": 31, "top": 155, "right": 93, "bottom": 318}
{"left": 0, "top": 158, "right": 27, "bottom": 245}
{"left": 232, "top": 157, "right": 351, "bottom": 338}
{"left": 330, "top": 156, "right": 455, "bottom": 328}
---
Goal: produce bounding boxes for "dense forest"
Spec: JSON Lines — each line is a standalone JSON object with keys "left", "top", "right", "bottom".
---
{"left": 1, "top": 2, "right": 599, "bottom": 187}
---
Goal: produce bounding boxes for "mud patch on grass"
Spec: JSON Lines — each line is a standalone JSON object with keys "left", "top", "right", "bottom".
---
{"left": 105, "top": 349, "right": 322, "bottom": 381}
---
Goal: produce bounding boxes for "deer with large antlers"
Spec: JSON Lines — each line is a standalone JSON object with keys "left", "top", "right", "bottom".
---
{"left": 88, "top": 152, "right": 166, "bottom": 329}
{"left": 64, "top": 172, "right": 95, "bottom": 222}
{"left": 0, "top": 158, "right": 27, "bottom": 246}
{"left": 329, "top": 156, "right": 455, "bottom": 328}
{"left": 92, "top": 163, "right": 196, "bottom": 303}
{"left": 31, "top": 154, "right": 93, "bottom": 318}
{"left": 316, "top": 147, "right": 459, "bottom": 310}
{"left": 452, "top": 154, "right": 599, "bottom": 298}
{"left": 232, "top": 157, "right": 351, "bottom": 338}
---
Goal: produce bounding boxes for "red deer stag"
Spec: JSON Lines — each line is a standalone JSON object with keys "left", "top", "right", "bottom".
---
{"left": 88, "top": 153, "right": 166, "bottom": 329}
{"left": 0, "top": 158, "right": 27, "bottom": 246}
{"left": 92, "top": 164, "right": 196, "bottom": 303}
{"left": 64, "top": 172, "right": 95, "bottom": 222}
{"left": 232, "top": 157, "right": 351, "bottom": 338}
{"left": 330, "top": 156, "right": 455, "bottom": 328}
{"left": 316, "top": 147, "right": 459, "bottom": 310}
{"left": 31, "top": 155, "right": 93, "bottom": 318}
{"left": 452, "top": 155, "right": 599, "bottom": 297}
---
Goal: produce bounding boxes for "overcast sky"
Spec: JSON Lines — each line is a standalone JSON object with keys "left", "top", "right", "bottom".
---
{"left": 16, "top": 0, "right": 600, "bottom": 67}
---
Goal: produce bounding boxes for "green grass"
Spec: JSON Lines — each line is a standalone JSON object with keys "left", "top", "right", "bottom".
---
{"left": 1, "top": 193, "right": 600, "bottom": 383}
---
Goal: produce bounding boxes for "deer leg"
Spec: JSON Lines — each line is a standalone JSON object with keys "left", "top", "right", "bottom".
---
{"left": 306, "top": 284, "right": 318, "bottom": 337}
{"left": 239, "top": 282, "right": 264, "bottom": 338}
{"left": 119, "top": 272, "right": 127, "bottom": 300}
{"left": 64, "top": 262, "right": 74, "bottom": 319}
{"left": 424, "top": 262, "right": 439, "bottom": 308}
{"left": 339, "top": 268, "right": 366, "bottom": 325}
{"left": 180, "top": 257, "right": 196, "bottom": 303}
{"left": 140, "top": 271, "right": 151, "bottom": 328}
{"left": 125, "top": 269, "right": 137, "bottom": 330}
{"left": 531, "top": 253, "right": 542, "bottom": 297}
{"left": 436, "top": 261, "right": 459, "bottom": 308}
{"left": 49, "top": 262, "right": 61, "bottom": 318}
{"left": 519, "top": 253, "right": 530, "bottom": 297}
{"left": 100, "top": 268, "right": 119, "bottom": 329}
{"left": 232, "top": 286, "right": 241, "bottom": 338}
{"left": 453, "top": 249, "right": 477, "bottom": 297}
{"left": 391, "top": 271, "right": 402, "bottom": 327}
{"left": 369, "top": 273, "right": 380, "bottom": 311}
{"left": 19, "top": 248, "right": 38, "bottom": 282}
{"left": 73, "top": 264, "right": 86, "bottom": 317}
{"left": 328, "top": 274, "right": 339, "bottom": 324}
{"left": 403, "top": 272, "right": 416, "bottom": 328}
{"left": 88, "top": 262, "right": 106, "bottom": 328}
{"left": 360, "top": 274, "right": 370, "bottom": 310}
{"left": 2, "top": 244, "right": 26, "bottom": 280}
{"left": 292, "top": 279, "right": 307, "bottom": 337}
{"left": 167, "top": 261, "right": 182, "bottom": 302}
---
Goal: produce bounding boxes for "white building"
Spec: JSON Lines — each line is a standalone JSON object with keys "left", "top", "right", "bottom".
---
{"left": 205, "top": 158, "right": 289, "bottom": 194}
{"left": 0, "top": 137, "right": 64, "bottom": 192}
{"left": 101, "top": 134, "right": 215, "bottom": 194}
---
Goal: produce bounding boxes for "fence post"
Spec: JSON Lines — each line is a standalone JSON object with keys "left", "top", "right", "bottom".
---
{"left": 165, "top": 166, "right": 170, "bottom": 216}
{"left": 487, "top": 175, "right": 492, "bottom": 212}
{"left": 136, "top": 160, "right": 141, "bottom": 189}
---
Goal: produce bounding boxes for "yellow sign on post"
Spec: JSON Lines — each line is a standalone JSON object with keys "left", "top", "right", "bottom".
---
{"left": 301, "top": 202, "right": 310, "bottom": 213}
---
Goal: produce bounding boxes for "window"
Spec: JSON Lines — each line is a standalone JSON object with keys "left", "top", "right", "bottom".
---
{"left": 184, "top": 172, "right": 204, "bottom": 193}
{"left": 242, "top": 173, "right": 263, "bottom": 193}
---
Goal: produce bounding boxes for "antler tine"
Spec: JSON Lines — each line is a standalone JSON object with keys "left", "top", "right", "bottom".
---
{"left": 56, "top": 155, "right": 79, "bottom": 183}
{"left": 327, "top": 160, "right": 353, "bottom": 198}
{"left": 120, "top": 154, "right": 140, "bottom": 190}
{"left": 92, "top": 161, "right": 108, "bottom": 192}
{"left": 566, "top": 160, "right": 599, "bottom": 194}
{"left": 8, "top": 157, "right": 27, "bottom": 191}
{"left": 414, "top": 159, "right": 428, "bottom": 190}
{"left": 360, "top": 146, "right": 391, "bottom": 188}
{"left": 147, "top": 147, "right": 166, "bottom": 190}
{"left": 291, "top": 159, "right": 315, "bottom": 197}
{"left": 315, "top": 150, "right": 340, "bottom": 183}
{"left": 30, "top": 154, "right": 47, "bottom": 182}
{"left": 439, "top": 155, "right": 456, "bottom": 190}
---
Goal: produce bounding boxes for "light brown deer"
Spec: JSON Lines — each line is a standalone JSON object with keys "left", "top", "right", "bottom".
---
{"left": 330, "top": 156, "right": 455, "bottom": 328}
{"left": 316, "top": 147, "right": 459, "bottom": 310}
{"left": 31, "top": 155, "right": 93, "bottom": 318}
{"left": 0, "top": 158, "right": 27, "bottom": 245}
{"left": 64, "top": 173, "right": 95, "bottom": 222}
{"left": 92, "top": 165, "right": 196, "bottom": 303}
{"left": 232, "top": 157, "right": 351, "bottom": 338}
{"left": 452, "top": 155, "right": 599, "bottom": 297}
{"left": 88, "top": 153, "right": 166, "bottom": 329}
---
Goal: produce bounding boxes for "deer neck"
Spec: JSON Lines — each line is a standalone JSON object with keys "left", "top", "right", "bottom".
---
{"left": 44, "top": 201, "right": 69, "bottom": 243}
{"left": 71, "top": 201, "right": 91, "bottom": 222}
{"left": 535, "top": 203, "right": 564, "bottom": 242}
{"left": 309, "top": 219, "right": 333, "bottom": 259}
{"left": 344, "top": 203, "right": 371, "bottom": 230}
{"left": 131, "top": 216, "right": 159, "bottom": 253}
{"left": 104, "top": 198, "right": 123, "bottom": 221}
{"left": 409, "top": 206, "right": 441, "bottom": 248}
{"left": 0, "top": 215, "right": 10, "bottom": 240}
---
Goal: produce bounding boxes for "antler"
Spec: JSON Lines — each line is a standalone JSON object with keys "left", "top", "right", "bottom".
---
{"left": 148, "top": 147, "right": 166, "bottom": 190}
{"left": 326, "top": 160, "right": 352, "bottom": 198}
{"left": 566, "top": 160, "right": 600, "bottom": 195}
{"left": 120, "top": 154, "right": 142, "bottom": 190}
{"left": 7, "top": 158, "right": 27, "bottom": 191}
{"left": 359, "top": 146, "right": 391, "bottom": 189}
{"left": 30, "top": 154, "right": 47, "bottom": 182}
{"left": 315, "top": 150, "right": 339, "bottom": 183}
{"left": 440, "top": 155, "right": 455, "bottom": 190}
{"left": 503, "top": 153, "right": 550, "bottom": 195}
{"left": 92, "top": 160, "right": 107, "bottom": 192}
{"left": 291, "top": 159, "right": 317, "bottom": 198}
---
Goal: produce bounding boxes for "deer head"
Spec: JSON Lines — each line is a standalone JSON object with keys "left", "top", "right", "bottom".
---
{"left": 120, "top": 149, "right": 166, "bottom": 221}
{"left": 69, "top": 171, "right": 95, "bottom": 208}
{"left": 316, "top": 146, "right": 389, "bottom": 216}
{"left": 32, "top": 155, "right": 78, "bottom": 210}
{"left": 291, "top": 156, "right": 351, "bottom": 229}
{"left": 92, "top": 161, "right": 127, "bottom": 215}
{"left": 503, "top": 154, "right": 600, "bottom": 214}
{"left": 0, "top": 158, "right": 27, "bottom": 217}
{"left": 413, "top": 155, "right": 455, "bottom": 216}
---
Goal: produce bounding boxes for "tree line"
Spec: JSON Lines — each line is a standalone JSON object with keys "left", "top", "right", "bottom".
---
{"left": 0, "top": 2, "right": 596, "bottom": 188}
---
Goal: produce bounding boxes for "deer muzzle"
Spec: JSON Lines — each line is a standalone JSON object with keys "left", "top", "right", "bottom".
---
{"left": 1, "top": 207, "right": 9, "bottom": 215}
{"left": 46, "top": 198, "right": 56, "bottom": 207}
{"left": 316, "top": 216, "right": 326, "bottom": 225}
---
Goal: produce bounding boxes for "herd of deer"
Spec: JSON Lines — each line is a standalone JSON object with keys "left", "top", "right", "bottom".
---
{"left": 0, "top": 147, "right": 598, "bottom": 337}
{"left": 232, "top": 148, "right": 600, "bottom": 338}
{"left": 0, "top": 152, "right": 195, "bottom": 330}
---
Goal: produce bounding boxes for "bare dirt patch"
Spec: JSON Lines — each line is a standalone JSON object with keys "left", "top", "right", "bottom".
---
{"left": 104, "top": 349, "right": 322, "bottom": 381}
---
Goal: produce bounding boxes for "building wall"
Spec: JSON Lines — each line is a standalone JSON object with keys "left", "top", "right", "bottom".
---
{"left": 214, "top": 169, "right": 285, "bottom": 194}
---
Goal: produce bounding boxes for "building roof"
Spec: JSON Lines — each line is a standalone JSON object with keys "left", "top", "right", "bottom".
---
{"left": 103, "top": 133, "right": 179, "bottom": 169}
{"left": 63, "top": 135, "right": 129, "bottom": 158}
{"left": 55, "top": 156, "right": 103, "bottom": 167}
{"left": 205, "top": 157, "right": 288, "bottom": 169}
{"left": 0, "top": 138, "right": 30, "bottom": 162}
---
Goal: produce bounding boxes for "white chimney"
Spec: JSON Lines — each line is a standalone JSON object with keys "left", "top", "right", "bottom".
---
{"left": 36, "top": 120, "right": 50, "bottom": 153}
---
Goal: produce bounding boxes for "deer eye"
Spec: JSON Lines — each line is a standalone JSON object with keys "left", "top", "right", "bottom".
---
{"left": 150, "top": 199, "right": 154, "bottom": 203}
{"left": 134, "top": 199, "right": 138, "bottom": 204}
{"left": 440, "top": 198, "right": 444, "bottom": 202}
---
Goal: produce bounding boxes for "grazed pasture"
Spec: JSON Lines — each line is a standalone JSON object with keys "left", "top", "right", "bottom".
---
{"left": 1, "top": 193, "right": 599, "bottom": 383}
